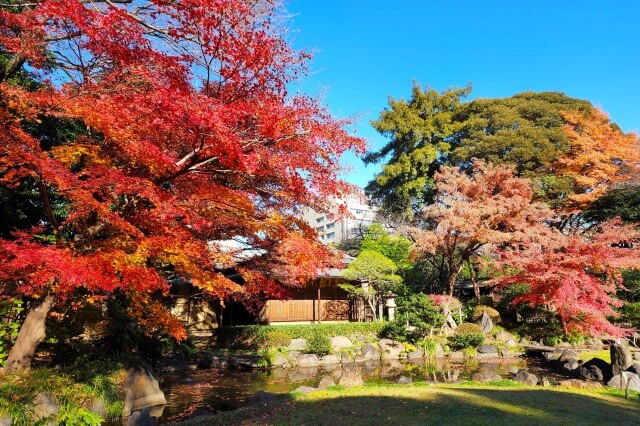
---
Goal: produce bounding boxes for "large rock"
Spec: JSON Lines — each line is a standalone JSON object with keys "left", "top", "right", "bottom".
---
{"left": 123, "top": 366, "right": 167, "bottom": 417}
{"left": 513, "top": 370, "right": 538, "bottom": 386}
{"left": 229, "top": 354, "right": 262, "bottom": 369}
{"left": 579, "top": 358, "right": 612, "bottom": 382}
{"left": 477, "top": 312, "right": 493, "bottom": 333}
{"left": 449, "top": 351, "right": 464, "bottom": 362}
{"left": 562, "top": 359, "right": 581, "bottom": 373}
{"left": 495, "top": 331, "right": 516, "bottom": 343}
{"left": 319, "top": 354, "right": 341, "bottom": 365}
{"left": 359, "top": 343, "right": 381, "bottom": 360}
{"left": 611, "top": 343, "right": 633, "bottom": 376}
{"left": 471, "top": 371, "right": 502, "bottom": 383}
{"left": 477, "top": 345, "right": 499, "bottom": 355}
{"left": 339, "top": 363, "right": 364, "bottom": 387}
{"left": 32, "top": 392, "right": 59, "bottom": 423}
{"left": 378, "top": 339, "right": 405, "bottom": 359}
{"left": 297, "top": 354, "right": 320, "bottom": 366}
{"left": 397, "top": 375, "right": 413, "bottom": 385}
{"left": 331, "top": 336, "right": 353, "bottom": 352}
{"left": 318, "top": 375, "right": 336, "bottom": 390}
{"left": 272, "top": 353, "right": 290, "bottom": 368}
{"left": 200, "top": 353, "right": 228, "bottom": 369}
{"left": 558, "top": 379, "right": 604, "bottom": 390}
{"left": 607, "top": 372, "right": 640, "bottom": 392}
{"left": 559, "top": 349, "right": 579, "bottom": 362}
{"left": 287, "top": 338, "right": 308, "bottom": 351}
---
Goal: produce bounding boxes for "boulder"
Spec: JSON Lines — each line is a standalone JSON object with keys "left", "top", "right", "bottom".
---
{"left": 341, "top": 351, "right": 354, "bottom": 363}
{"left": 339, "top": 363, "right": 364, "bottom": 387}
{"left": 318, "top": 375, "right": 336, "bottom": 390}
{"left": 123, "top": 366, "right": 167, "bottom": 417}
{"left": 88, "top": 396, "right": 108, "bottom": 418}
{"left": 378, "top": 339, "right": 405, "bottom": 359}
{"left": 611, "top": 343, "right": 633, "bottom": 376}
{"left": 360, "top": 343, "right": 381, "bottom": 361}
{"left": 558, "top": 379, "right": 604, "bottom": 390}
{"left": 607, "top": 372, "right": 640, "bottom": 392}
{"left": 248, "top": 391, "right": 278, "bottom": 406}
{"left": 558, "top": 349, "right": 579, "bottom": 363}
{"left": 471, "top": 371, "right": 502, "bottom": 383}
{"left": 578, "top": 358, "right": 612, "bottom": 382}
{"left": 319, "top": 354, "right": 341, "bottom": 365}
{"left": 505, "top": 340, "right": 517, "bottom": 348}
{"left": 449, "top": 351, "right": 465, "bottom": 362}
{"left": 407, "top": 349, "right": 424, "bottom": 359}
{"left": 577, "top": 364, "right": 604, "bottom": 382}
{"left": 397, "top": 375, "right": 413, "bottom": 385}
{"left": 477, "top": 312, "right": 493, "bottom": 333}
{"left": 287, "top": 338, "right": 308, "bottom": 351}
{"left": 32, "top": 392, "right": 59, "bottom": 423}
{"left": 545, "top": 348, "right": 565, "bottom": 362}
{"left": 200, "top": 353, "right": 228, "bottom": 369}
{"left": 230, "top": 354, "right": 262, "bottom": 369}
{"left": 513, "top": 370, "right": 538, "bottom": 386}
{"left": 294, "top": 386, "right": 318, "bottom": 395}
{"left": 495, "top": 331, "right": 516, "bottom": 343}
{"left": 562, "top": 359, "right": 581, "bottom": 373}
{"left": 477, "top": 345, "right": 499, "bottom": 355}
{"left": 331, "top": 336, "right": 353, "bottom": 352}
{"left": 297, "top": 354, "right": 320, "bottom": 366}
{"left": 272, "top": 353, "right": 290, "bottom": 368}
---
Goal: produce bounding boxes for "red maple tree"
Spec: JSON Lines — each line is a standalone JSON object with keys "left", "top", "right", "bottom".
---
{"left": 0, "top": 0, "right": 364, "bottom": 372}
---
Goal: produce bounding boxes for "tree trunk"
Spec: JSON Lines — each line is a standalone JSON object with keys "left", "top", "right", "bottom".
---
{"left": 469, "top": 261, "right": 480, "bottom": 302}
{"left": 4, "top": 290, "right": 55, "bottom": 374}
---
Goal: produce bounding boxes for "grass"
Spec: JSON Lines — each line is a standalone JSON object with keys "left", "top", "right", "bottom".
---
{"left": 0, "top": 367, "right": 125, "bottom": 425}
{"left": 578, "top": 349, "right": 611, "bottom": 363}
{"left": 178, "top": 382, "right": 640, "bottom": 426}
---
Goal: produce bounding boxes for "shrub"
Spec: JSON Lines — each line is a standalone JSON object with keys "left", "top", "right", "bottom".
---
{"left": 451, "top": 332, "right": 485, "bottom": 350}
{"left": 621, "top": 302, "right": 640, "bottom": 327}
{"left": 417, "top": 338, "right": 439, "bottom": 359}
{"left": 472, "top": 305, "right": 501, "bottom": 322}
{"left": 462, "top": 346, "right": 478, "bottom": 358}
{"left": 380, "top": 319, "right": 410, "bottom": 342}
{"left": 455, "top": 322, "right": 483, "bottom": 335}
{"left": 265, "top": 330, "right": 292, "bottom": 348}
{"left": 392, "top": 293, "right": 444, "bottom": 342}
{"left": 306, "top": 330, "right": 332, "bottom": 356}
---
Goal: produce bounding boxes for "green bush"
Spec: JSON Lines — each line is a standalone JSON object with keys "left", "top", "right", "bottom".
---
{"left": 451, "top": 332, "right": 485, "bottom": 350}
{"left": 472, "top": 305, "right": 500, "bottom": 322}
{"left": 385, "top": 293, "right": 444, "bottom": 342}
{"left": 455, "top": 323, "right": 483, "bottom": 335}
{"left": 265, "top": 330, "right": 292, "bottom": 348}
{"left": 306, "top": 330, "right": 332, "bottom": 356}
{"left": 417, "top": 338, "right": 439, "bottom": 359}
{"left": 621, "top": 302, "right": 640, "bottom": 327}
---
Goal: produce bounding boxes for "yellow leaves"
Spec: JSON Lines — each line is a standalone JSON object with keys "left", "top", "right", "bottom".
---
{"left": 51, "top": 143, "right": 111, "bottom": 168}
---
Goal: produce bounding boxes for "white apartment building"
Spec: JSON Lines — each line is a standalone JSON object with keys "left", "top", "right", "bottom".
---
{"left": 303, "top": 190, "right": 379, "bottom": 244}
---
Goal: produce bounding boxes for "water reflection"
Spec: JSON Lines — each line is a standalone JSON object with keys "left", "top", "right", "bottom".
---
{"left": 160, "top": 358, "right": 527, "bottom": 422}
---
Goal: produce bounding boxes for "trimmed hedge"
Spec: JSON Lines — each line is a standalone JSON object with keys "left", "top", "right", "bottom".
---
{"left": 214, "top": 322, "right": 386, "bottom": 350}
{"left": 455, "top": 323, "right": 483, "bottom": 335}
{"left": 472, "top": 305, "right": 501, "bottom": 322}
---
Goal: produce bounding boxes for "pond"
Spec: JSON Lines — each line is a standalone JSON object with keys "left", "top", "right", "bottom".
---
{"left": 157, "top": 357, "right": 530, "bottom": 423}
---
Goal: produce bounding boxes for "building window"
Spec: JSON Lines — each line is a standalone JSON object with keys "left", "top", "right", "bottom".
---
{"left": 326, "top": 222, "right": 335, "bottom": 230}
{"left": 316, "top": 225, "right": 324, "bottom": 231}
{"left": 316, "top": 216, "right": 324, "bottom": 223}
{"left": 326, "top": 232, "right": 335, "bottom": 239}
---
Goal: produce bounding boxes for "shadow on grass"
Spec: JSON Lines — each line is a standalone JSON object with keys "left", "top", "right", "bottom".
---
{"left": 175, "top": 387, "right": 640, "bottom": 425}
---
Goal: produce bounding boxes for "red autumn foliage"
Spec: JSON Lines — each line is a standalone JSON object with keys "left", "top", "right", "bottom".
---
{"left": 0, "top": 0, "right": 364, "bottom": 343}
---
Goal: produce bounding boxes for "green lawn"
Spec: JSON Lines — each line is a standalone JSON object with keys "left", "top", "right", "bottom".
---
{"left": 177, "top": 382, "right": 640, "bottom": 426}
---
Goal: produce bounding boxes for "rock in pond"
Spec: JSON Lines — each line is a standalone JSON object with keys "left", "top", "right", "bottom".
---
{"left": 339, "top": 363, "right": 364, "bottom": 387}
{"left": 287, "top": 338, "right": 308, "bottom": 351}
{"left": 378, "top": 339, "right": 405, "bottom": 359}
{"left": 297, "top": 354, "right": 320, "bottom": 366}
{"left": 359, "top": 343, "right": 381, "bottom": 361}
{"left": 477, "top": 345, "right": 499, "bottom": 355}
{"left": 123, "top": 365, "right": 167, "bottom": 417}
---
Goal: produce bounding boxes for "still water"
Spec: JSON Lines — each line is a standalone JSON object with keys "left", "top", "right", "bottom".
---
{"left": 158, "top": 358, "right": 528, "bottom": 423}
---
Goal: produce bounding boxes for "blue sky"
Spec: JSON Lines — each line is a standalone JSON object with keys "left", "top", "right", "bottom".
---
{"left": 286, "top": 0, "right": 640, "bottom": 188}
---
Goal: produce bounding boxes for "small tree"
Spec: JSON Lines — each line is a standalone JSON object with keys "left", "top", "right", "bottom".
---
{"left": 341, "top": 250, "right": 402, "bottom": 320}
